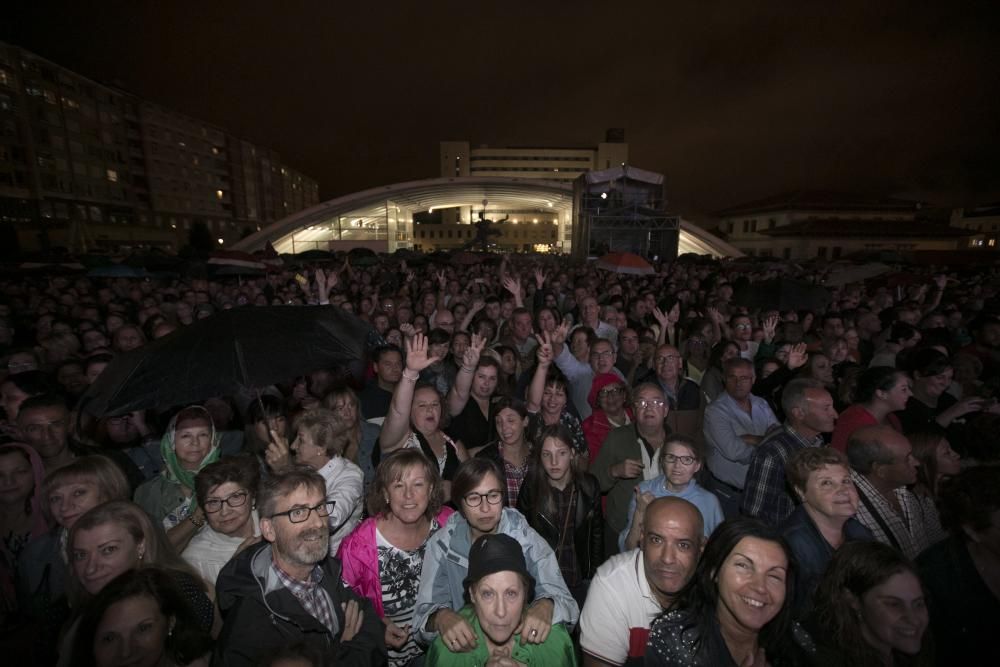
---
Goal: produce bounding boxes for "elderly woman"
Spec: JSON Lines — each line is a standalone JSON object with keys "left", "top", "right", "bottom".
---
{"left": 16, "top": 455, "right": 130, "bottom": 660}
{"left": 780, "top": 447, "right": 873, "bottom": 617}
{"left": 70, "top": 568, "right": 212, "bottom": 667}
{"left": 810, "top": 542, "right": 932, "bottom": 666}
{"left": 268, "top": 408, "right": 364, "bottom": 556}
{"left": 647, "top": 518, "right": 814, "bottom": 666}
{"left": 830, "top": 367, "right": 908, "bottom": 452}
{"left": 412, "top": 458, "right": 578, "bottom": 651}
{"left": 380, "top": 334, "right": 470, "bottom": 498}
{"left": 916, "top": 465, "right": 1000, "bottom": 666}
{"left": 0, "top": 443, "right": 48, "bottom": 610}
{"left": 181, "top": 456, "right": 261, "bottom": 584}
{"left": 134, "top": 406, "right": 221, "bottom": 552}
{"left": 338, "top": 449, "right": 454, "bottom": 667}
{"left": 426, "top": 533, "right": 576, "bottom": 665}
{"left": 324, "top": 385, "right": 381, "bottom": 486}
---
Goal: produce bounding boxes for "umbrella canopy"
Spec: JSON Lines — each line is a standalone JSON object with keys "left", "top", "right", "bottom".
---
{"left": 208, "top": 250, "right": 266, "bottom": 270}
{"left": 87, "top": 264, "right": 149, "bottom": 279}
{"left": 823, "top": 262, "right": 892, "bottom": 287}
{"left": 733, "top": 278, "right": 831, "bottom": 312}
{"left": 347, "top": 247, "right": 379, "bottom": 266}
{"left": 596, "top": 252, "right": 654, "bottom": 275}
{"left": 82, "top": 306, "right": 372, "bottom": 416}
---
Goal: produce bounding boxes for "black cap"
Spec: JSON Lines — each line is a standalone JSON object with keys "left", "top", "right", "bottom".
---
{"left": 463, "top": 533, "right": 534, "bottom": 591}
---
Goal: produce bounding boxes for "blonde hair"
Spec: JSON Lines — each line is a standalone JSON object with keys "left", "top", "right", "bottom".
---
{"left": 42, "top": 455, "right": 130, "bottom": 524}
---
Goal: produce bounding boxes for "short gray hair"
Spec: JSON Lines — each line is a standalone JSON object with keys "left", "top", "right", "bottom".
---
{"left": 782, "top": 378, "right": 826, "bottom": 416}
{"left": 257, "top": 466, "right": 326, "bottom": 518}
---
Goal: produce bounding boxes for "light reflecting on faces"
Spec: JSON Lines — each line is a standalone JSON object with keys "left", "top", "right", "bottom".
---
{"left": 471, "top": 366, "right": 498, "bottom": 400}
{"left": 461, "top": 473, "right": 504, "bottom": 538}
{"left": 49, "top": 480, "right": 104, "bottom": 529}
{"left": 494, "top": 407, "right": 526, "bottom": 447}
{"left": 542, "top": 384, "right": 567, "bottom": 417}
{"left": 470, "top": 571, "right": 527, "bottom": 648}
{"left": 0, "top": 450, "right": 33, "bottom": 507}
{"left": 661, "top": 441, "right": 701, "bottom": 492}
{"left": 72, "top": 523, "right": 144, "bottom": 595}
{"left": 411, "top": 387, "right": 442, "bottom": 435}
{"left": 641, "top": 502, "right": 702, "bottom": 606}
{"left": 92, "top": 594, "right": 170, "bottom": 667}
{"left": 933, "top": 439, "right": 961, "bottom": 477}
{"left": 263, "top": 485, "right": 330, "bottom": 570}
{"left": 204, "top": 481, "right": 254, "bottom": 538}
{"left": 387, "top": 464, "right": 431, "bottom": 525}
{"left": 801, "top": 464, "right": 858, "bottom": 520}
{"left": 716, "top": 537, "right": 788, "bottom": 634}
{"left": 540, "top": 436, "right": 575, "bottom": 488}
{"left": 858, "top": 571, "right": 929, "bottom": 658}
{"left": 173, "top": 420, "right": 212, "bottom": 471}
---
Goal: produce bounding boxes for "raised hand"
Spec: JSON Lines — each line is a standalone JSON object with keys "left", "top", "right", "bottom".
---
{"left": 550, "top": 318, "right": 570, "bottom": 347}
{"left": 707, "top": 306, "right": 725, "bottom": 324}
{"left": 762, "top": 314, "right": 779, "bottom": 342}
{"left": 652, "top": 306, "right": 669, "bottom": 328}
{"left": 533, "top": 268, "right": 545, "bottom": 289}
{"left": 399, "top": 323, "right": 417, "bottom": 340}
{"left": 534, "top": 331, "right": 554, "bottom": 366}
{"left": 787, "top": 342, "right": 809, "bottom": 370}
{"left": 405, "top": 333, "right": 441, "bottom": 373}
{"left": 436, "top": 270, "right": 447, "bottom": 290}
{"left": 502, "top": 275, "right": 521, "bottom": 298}
{"left": 463, "top": 333, "right": 487, "bottom": 369}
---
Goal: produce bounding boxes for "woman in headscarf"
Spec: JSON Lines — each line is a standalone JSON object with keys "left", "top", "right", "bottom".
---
{"left": 134, "top": 405, "right": 221, "bottom": 552}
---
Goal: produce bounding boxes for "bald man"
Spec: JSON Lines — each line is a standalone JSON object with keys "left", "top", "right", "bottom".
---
{"left": 580, "top": 497, "right": 704, "bottom": 666}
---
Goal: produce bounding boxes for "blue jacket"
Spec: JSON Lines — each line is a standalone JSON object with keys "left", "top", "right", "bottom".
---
{"left": 413, "top": 507, "right": 579, "bottom": 645}
{"left": 781, "top": 504, "right": 873, "bottom": 616}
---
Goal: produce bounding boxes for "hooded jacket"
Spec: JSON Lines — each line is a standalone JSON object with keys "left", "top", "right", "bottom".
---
{"left": 412, "top": 507, "right": 580, "bottom": 645}
{"left": 214, "top": 541, "right": 387, "bottom": 667}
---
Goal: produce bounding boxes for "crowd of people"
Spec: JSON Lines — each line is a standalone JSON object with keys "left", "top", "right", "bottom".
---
{"left": 0, "top": 251, "right": 998, "bottom": 667}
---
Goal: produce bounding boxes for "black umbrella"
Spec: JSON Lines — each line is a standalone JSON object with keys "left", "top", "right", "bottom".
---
{"left": 82, "top": 306, "right": 372, "bottom": 416}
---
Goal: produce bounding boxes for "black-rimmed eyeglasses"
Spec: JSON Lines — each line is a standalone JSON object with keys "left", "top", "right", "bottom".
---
{"left": 204, "top": 490, "right": 250, "bottom": 514}
{"left": 269, "top": 500, "right": 336, "bottom": 523}
{"left": 462, "top": 491, "right": 503, "bottom": 507}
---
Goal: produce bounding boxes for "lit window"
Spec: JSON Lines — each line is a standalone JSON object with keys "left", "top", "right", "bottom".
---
{"left": 216, "top": 189, "right": 224, "bottom": 199}
{"left": 106, "top": 169, "right": 118, "bottom": 182}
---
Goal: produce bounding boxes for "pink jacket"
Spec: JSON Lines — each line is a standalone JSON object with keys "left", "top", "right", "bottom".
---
{"left": 337, "top": 507, "right": 454, "bottom": 618}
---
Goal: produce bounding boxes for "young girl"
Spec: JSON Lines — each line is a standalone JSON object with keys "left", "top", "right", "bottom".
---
{"left": 516, "top": 424, "right": 603, "bottom": 605}
{"left": 620, "top": 434, "right": 723, "bottom": 550}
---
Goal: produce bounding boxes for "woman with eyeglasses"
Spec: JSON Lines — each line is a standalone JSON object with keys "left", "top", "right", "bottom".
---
{"left": 412, "top": 458, "right": 578, "bottom": 655}
{"left": 619, "top": 434, "right": 723, "bottom": 551}
{"left": 582, "top": 373, "right": 632, "bottom": 464}
{"left": 181, "top": 457, "right": 261, "bottom": 585}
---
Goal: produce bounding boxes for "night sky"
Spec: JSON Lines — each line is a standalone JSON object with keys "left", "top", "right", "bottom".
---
{"left": 4, "top": 1, "right": 999, "bottom": 218}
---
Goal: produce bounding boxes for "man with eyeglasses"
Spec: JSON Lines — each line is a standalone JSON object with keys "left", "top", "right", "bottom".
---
{"left": 593, "top": 384, "right": 674, "bottom": 555}
{"left": 413, "top": 458, "right": 578, "bottom": 651}
{"left": 550, "top": 322, "right": 626, "bottom": 419}
{"left": 702, "top": 357, "right": 779, "bottom": 518}
{"left": 846, "top": 425, "right": 931, "bottom": 560}
{"left": 215, "top": 466, "right": 386, "bottom": 666}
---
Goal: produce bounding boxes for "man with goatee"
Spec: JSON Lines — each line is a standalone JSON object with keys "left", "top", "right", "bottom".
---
{"left": 215, "top": 467, "right": 386, "bottom": 666}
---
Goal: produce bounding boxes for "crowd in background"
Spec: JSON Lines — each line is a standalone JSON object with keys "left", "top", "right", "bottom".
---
{"left": 0, "top": 251, "right": 998, "bottom": 666}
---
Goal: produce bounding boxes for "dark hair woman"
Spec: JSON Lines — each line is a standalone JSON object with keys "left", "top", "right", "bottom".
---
{"left": 830, "top": 367, "right": 908, "bottom": 453}
{"left": 646, "top": 518, "right": 814, "bottom": 667}
{"left": 516, "top": 424, "right": 603, "bottom": 606}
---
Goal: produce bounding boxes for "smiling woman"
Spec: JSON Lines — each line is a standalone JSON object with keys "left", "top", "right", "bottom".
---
{"left": 646, "top": 518, "right": 815, "bottom": 667}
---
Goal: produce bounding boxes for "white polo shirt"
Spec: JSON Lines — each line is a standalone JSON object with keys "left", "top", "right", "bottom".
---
{"left": 580, "top": 548, "right": 663, "bottom": 665}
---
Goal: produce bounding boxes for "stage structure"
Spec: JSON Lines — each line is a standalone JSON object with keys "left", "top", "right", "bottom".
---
{"left": 572, "top": 166, "right": 679, "bottom": 261}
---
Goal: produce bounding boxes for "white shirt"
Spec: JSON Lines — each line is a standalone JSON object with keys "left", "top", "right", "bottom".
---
{"left": 317, "top": 456, "right": 364, "bottom": 555}
{"left": 580, "top": 549, "right": 663, "bottom": 665}
{"left": 182, "top": 511, "right": 261, "bottom": 585}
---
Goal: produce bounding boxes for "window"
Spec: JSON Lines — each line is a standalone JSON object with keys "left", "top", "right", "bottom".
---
{"left": 783, "top": 247, "right": 791, "bottom": 259}
{"left": 817, "top": 246, "right": 828, "bottom": 259}
{"left": 106, "top": 169, "right": 118, "bottom": 182}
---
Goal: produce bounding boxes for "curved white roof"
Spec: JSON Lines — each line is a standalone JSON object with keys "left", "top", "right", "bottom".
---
{"left": 233, "top": 176, "right": 739, "bottom": 258}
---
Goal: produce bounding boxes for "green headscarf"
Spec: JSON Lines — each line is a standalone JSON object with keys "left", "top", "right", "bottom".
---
{"left": 160, "top": 406, "right": 221, "bottom": 510}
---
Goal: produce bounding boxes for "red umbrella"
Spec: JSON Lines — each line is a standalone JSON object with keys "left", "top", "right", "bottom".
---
{"left": 596, "top": 252, "right": 654, "bottom": 275}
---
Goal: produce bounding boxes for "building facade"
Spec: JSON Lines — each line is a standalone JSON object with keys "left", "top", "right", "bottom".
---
{"left": 713, "top": 191, "right": 970, "bottom": 260}
{"left": 0, "top": 41, "right": 318, "bottom": 254}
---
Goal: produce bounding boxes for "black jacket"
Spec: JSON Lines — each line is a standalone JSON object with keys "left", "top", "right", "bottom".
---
{"left": 214, "top": 541, "right": 386, "bottom": 667}
{"left": 516, "top": 473, "right": 604, "bottom": 580}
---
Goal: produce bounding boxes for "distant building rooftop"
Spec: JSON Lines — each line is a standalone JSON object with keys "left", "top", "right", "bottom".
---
{"left": 758, "top": 219, "right": 970, "bottom": 239}
{"left": 714, "top": 190, "right": 921, "bottom": 217}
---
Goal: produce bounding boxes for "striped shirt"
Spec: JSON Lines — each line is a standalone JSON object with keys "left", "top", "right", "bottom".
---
{"left": 851, "top": 471, "right": 930, "bottom": 560}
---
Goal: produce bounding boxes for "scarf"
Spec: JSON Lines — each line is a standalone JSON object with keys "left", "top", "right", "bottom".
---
{"left": 160, "top": 407, "right": 221, "bottom": 511}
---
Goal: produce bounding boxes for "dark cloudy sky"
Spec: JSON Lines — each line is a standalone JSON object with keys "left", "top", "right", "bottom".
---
{"left": 4, "top": 1, "right": 999, "bottom": 218}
